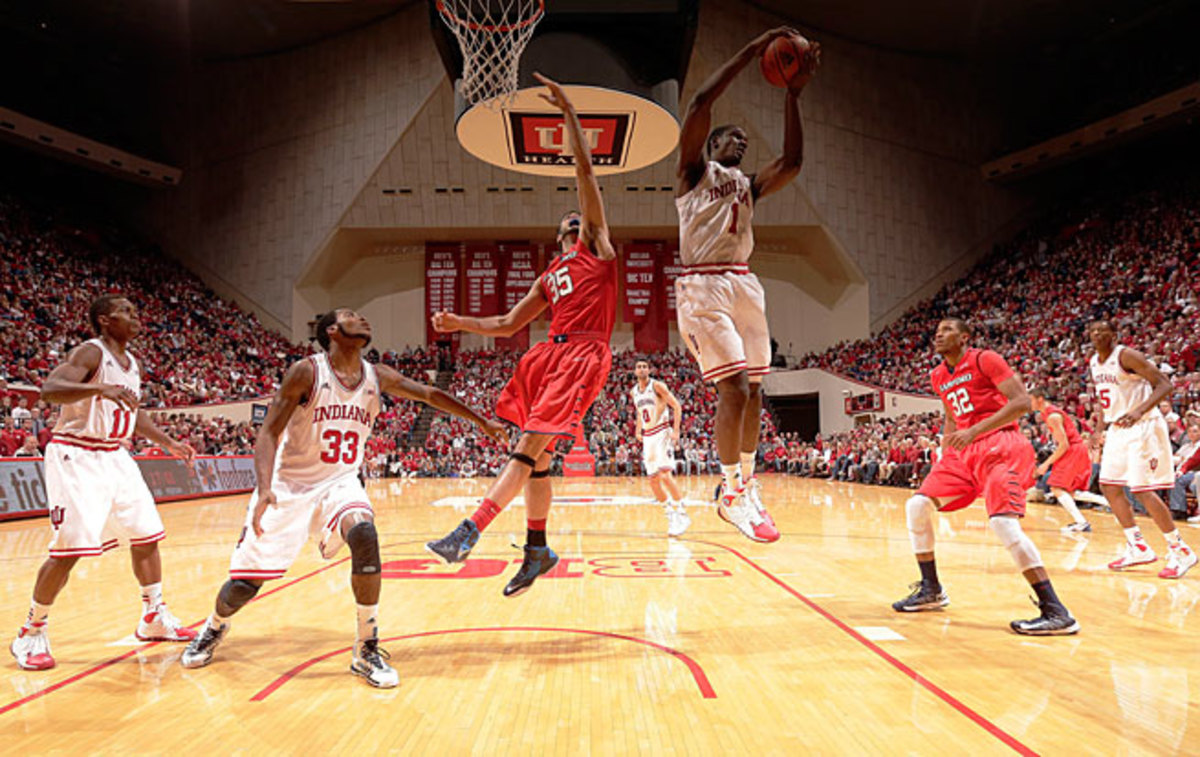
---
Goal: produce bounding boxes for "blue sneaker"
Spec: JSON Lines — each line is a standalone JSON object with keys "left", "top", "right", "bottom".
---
{"left": 426, "top": 519, "right": 480, "bottom": 564}
{"left": 503, "top": 545, "right": 559, "bottom": 597}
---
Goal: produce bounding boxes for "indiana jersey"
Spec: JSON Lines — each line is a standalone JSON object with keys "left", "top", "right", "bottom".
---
{"left": 930, "top": 348, "right": 1016, "bottom": 436}
{"left": 540, "top": 238, "right": 617, "bottom": 340}
{"left": 52, "top": 338, "right": 140, "bottom": 451}
{"left": 274, "top": 352, "right": 380, "bottom": 496}
{"left": 1038, "top": 403, "right": 1084, "bottom": 447}
{"left": 676, "top": 161, "right": 754, "bottom": 267}
{"left": 1089, "top": 346, "right": 1160, "bottom": 424}
{"left": 632, "top": 379, "right": 669, "bottom": 437}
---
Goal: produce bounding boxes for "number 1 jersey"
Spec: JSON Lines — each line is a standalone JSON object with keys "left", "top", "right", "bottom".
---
{"left": 275, "top": 352, "right": 380, "bottom": 496}
{"left": 930, "top": 348, "right": 1017, "bottom": 437}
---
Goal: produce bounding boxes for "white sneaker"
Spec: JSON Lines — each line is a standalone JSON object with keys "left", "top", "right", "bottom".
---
{"left": 351, "top": 638, "right": 399, "bottom": 688}
{"left": 744, "top": 477, "right": 777, "bottom": 528}
{"left": 717, "top": 487, "right": 779, "bottom": 543}
{"left": 181, "top": 621, "right": 229, "bottom": 669}
{"left": 10, "top": 627, "right": 54, "bottom": 671}
{"left": 667, "top": 507, "right": 691, "bottom": 538}
{"left": 1158, "top": 544, "right": 1198, "bottom": 580}
{"left": 137, "top": 604, "right": 198, "bottom": 642}
{"left": 1108, "top": 542, "right": 1157, "bottom": 571}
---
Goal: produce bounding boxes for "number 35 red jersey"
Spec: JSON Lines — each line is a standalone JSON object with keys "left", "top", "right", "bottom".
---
{"left": 540, "top": 239, "right": 617, "bottom": 340}
{"left": 930, "top": 348, "right": 1017, "bottom": 436}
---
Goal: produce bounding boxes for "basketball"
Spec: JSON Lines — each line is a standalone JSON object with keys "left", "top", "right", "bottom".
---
{"left": 760, "top": 33, "right": 812, "bottom": 89}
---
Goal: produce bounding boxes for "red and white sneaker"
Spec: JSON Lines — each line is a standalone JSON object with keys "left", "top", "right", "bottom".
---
{"left": 136, "top": 605, "right": 197, "bottom": 642}
{"left": 717, "top": 486, "right": 779, "bottom": 543}
{"left": 10, "top": 626, "right": 55, "bottom": 671}
{"left": 1108, "top": 542, "right": 1157, "bottom": 571}
{"left": 744, "top": 478, "right": 779, "bottom": 533}
{"left": 1158, "top": 545, "right": 1198, "bottom": 580}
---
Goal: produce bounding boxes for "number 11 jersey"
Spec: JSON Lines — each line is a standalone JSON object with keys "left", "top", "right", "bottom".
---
{"left": 930, "top": 348, "right": 1017, "bottom": 437}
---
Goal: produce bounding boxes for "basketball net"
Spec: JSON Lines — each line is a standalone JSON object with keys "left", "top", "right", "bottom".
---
{"left": 436, "top": 0, "right": 545, "bottom": 109}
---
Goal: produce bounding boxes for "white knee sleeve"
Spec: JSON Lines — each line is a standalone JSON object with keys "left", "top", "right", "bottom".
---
{"left": 906, "top": 495, "right": 936, "bottom": 553}
{"left": 989, "top": 516, "right": 1044, "bottom": 571}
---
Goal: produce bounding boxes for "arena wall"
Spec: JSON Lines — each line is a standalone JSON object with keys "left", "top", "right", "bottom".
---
{"left": 763, "top": 369, "right": 942, "bottom": 436}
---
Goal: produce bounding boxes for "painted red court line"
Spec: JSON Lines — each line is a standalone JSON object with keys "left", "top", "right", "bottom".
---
{"left": 689, "top": 539, "right": 1037, "bottom": 757}
{"left": 251, "top": 626, "right": 716, "bottom": 701}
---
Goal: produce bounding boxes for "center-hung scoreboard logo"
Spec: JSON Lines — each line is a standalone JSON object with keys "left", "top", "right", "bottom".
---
{"left": 506, "top": 111, "right": 633, "bottom": 168}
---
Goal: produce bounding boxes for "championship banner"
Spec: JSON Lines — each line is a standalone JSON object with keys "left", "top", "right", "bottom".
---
{"left": 663, "top": 242, "right": 683, "bottom": 320}
{"left": 622, "top": 242, "right": 661, "bottom": 324}
{"left": 0, "top": 455, "right": 257, "bottom": 522}
{"left": 464, "top": 245, "right": 500, "bottom": 317}
{"left": 496, "top": 242, "right": 539, "bottom": 351}
{"left": 425, "top": 243, "right": 461, "bottom": 348}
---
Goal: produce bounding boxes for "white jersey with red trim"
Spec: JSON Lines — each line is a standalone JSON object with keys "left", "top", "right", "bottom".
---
{"left": 676, "top": 161, "right": 754, "bottom": 267}
{"left": 52, "top": 338, "right": 140, "bottom": 451}
{"left": 274, "top": 352, "right": 380, "bottom": 497}
{"left": 631, "top": 379, "right": 669, "bottom": 437}
{"left": 1089, "top": 345, "right": 1161, "bottom": 425}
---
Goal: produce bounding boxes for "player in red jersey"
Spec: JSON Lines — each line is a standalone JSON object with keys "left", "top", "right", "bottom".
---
{"left": 893, "top": 319, "right": 1079, "bottom": 635}
{"left": 426, "top": 74, "right": 617, "bottom": 597}
{"left": 1030, "top": 388, "right": 1092, "bottom": 533}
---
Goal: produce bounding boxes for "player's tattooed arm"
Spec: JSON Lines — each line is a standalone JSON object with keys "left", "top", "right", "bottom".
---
{"left": 251, "top": 359, "right": 313, "bottom": 535}
{"left": 432, "top": 279, "right": 548, "bottom": 338}
{"left": 1115, "top": 348, "right": 1173, "bottom": 427}
{"left": 376, "top": 364, "right": 507, "bottom": 445}
{"left": 946, "top": 375, "right": 1032, "bottom": 451}
{"left": 39, "top": 342, "right": 137, "bottom": 409}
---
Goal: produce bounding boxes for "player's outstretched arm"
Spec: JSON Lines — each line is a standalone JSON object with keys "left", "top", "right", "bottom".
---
{"left": 432, "top": 279, "right": 548, "bottom": 338}
{"left": 250, "top": 358, "right": 313, "bottom": 534}
{"left": 1116, "top": 348, "right": 1174, "bottom": 426}
{"left": 752, "top": 42, "right": 819, "bottom": 201}
{"left": 676, "top": 27, "right": 797, "bottom": 195}
{"left": 655, "top": 381, "right": 684, "bottom": 441}
{"left": 533, "top": 73, "right": 615, "bottom": 262}
{"left": 134, "top": 412, "right": 195, "bottom": 466}
{"left": 40, "top": 343, "right": 137, "bottom": 410}
{"left": 376, "top": 364, "right": 507, "bottom": 445}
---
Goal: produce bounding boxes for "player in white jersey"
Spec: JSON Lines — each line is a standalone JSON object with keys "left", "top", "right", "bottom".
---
{"left": 11, "top": 295, "right": 197, "bottom": 671}
{"left": 1088, "top": 320, "right": 1195, "bottom": 578}
{"left": 674, "top": 27, "right": 819, "bottom": 543}
{"left": 181, "top": 308, "right": 505, "bottom": 687}
{"left": 631, "top": 360, "right": 688, "bottom": 536}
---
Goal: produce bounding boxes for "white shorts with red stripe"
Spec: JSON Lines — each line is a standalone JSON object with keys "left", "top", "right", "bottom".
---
{"left": 675, "top": 266, "right": 770, "bottom": 384}
{"left": 44, "top": 441, "right": 163, "bottom": 558}
{"left": 1099, "top": 416, "right": 1175, "bottom": 492}
{"left": 229, "top": 472, "right": 372, "bottom": 581}
{"left": 642, "top": 427, "right": 675, "bottom": 475}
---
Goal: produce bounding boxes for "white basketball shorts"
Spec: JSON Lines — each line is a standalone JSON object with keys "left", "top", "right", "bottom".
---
{"left": 642, "top": 431, "right": 675, "bottom": 475}
{"left": 229, "top": 473, "right": 373, "bottom": 581}
{"left": 44, "top": 444, "right": 164, "bottom": 558}
{"left": 675, "top": 270, "right": 770, "bottom": 384}
{"left": 1099, "top": 416, "right": 1175, "bottom": 492}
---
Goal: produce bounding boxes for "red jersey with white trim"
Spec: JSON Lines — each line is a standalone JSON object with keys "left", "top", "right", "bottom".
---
{"left": 52, "top": 338, "right": 140, "bottom": 450}
{"left": 539, "top": 239, "right": 617, "bottom": 340}
{"left": 930, "top": 348, "right": 1016, "bottom": 435}
{"left": 1038, "top": 403, "right": 1083, "bottom": 447}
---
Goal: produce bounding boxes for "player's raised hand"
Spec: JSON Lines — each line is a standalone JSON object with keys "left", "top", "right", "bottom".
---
{"left": 750, "top": 26, "right": 800, "bottom": 56}
{"left": 479, "top": 418, "right": 509, "bottom": 446}
{"left": 788, "top": 40, "right": 821, "bottom": 94}
{"left": 431, "top": 311, "right": 462, "bottom": 334}
{"left": 251, "top": 490, "right": 277, "bottom": 538}
{"left": 100, "top": 384, "right": 139, "bottom": 410}
{"left": 533, "top": 72, "right": 572, "bottom": 111}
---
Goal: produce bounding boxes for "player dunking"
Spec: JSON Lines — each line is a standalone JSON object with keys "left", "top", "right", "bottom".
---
{"left": 425, "top": 74, "right": 616, "bottom": 596}
{"left": 894, "top": 319, "right": 1079, "bottom": 635}
{"left": 632, "top": 359, "right": 687, "bottom": 536}
{"left": 1088, "top": 320, "right": 1196, "bottom": 578}
{"left": 181, "top": 309, "right": 503, "bottom": 686}
{"left": 11, "top": 295, "right": 197, "bottom": 671}
{"left": 1030, "top": 388, "right": 1092, "bottom": 533}
{"left": 674, "top": 27, "right": 819, "bottom": 543}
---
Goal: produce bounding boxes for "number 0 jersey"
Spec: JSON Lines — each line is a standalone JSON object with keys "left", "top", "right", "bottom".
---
{"left": 929, "top": 348, "right": 1017, "bottom": 437}
{"left": 539, "top": 238, "right": 617, "bottom": 340}
{"left": 631, "top": 379, "right": 669, "bottom": 437}
{"left": 274, "top": 352, "right": 380, "bottom": 497}
{"left": 676, "top": 161, "right": 754, "bottom": 267}
{"left": 51, "top": 338, "right": 140, "bottom": 452}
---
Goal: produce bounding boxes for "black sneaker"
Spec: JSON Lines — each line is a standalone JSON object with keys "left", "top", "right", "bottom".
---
{"left": 180, "top": 622, "right": 229, "bottom": 669}
{"left": 1010, "top": 600, "right": 1080, "bottom": 636}
{"left": 426, "top": 519, "right": 480, "bottom": 564}
{"left": 891, "top": 581, "right": 949, "bottom": 612}
{"left": 503, "top": 545, "right": 559, "bottom": 597}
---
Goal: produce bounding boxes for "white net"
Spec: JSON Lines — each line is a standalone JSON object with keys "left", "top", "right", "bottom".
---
{"left": 436, "top": 0, "right": 545, "bottom": 109}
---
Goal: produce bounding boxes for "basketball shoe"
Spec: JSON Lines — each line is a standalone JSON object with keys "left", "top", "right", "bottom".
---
{"left": 744, "top": 477, "right": 779, "bottom": 533}
{"left": 137, "top": 604, "right": 197, "bottom": 642}
{"left": 717, "top": 485, "right": 778, "bottom": 543}
{"left": 1108, "top": 541, "right": 1157, "bottom": 570}
{"left": 666, "top": 506, "right": 691, "bottom": 538}
{"left": 1061, "top": 521, "right": 1092, "bottom": 534}
{"left": 503, "top": 545, "right": 559, "bottom": 597}
{"left": 891, "top": 581, "right": 949, "bottom": 612}
{"left": 1010, "top": 599, "right": 1080, "bottom": 635}
{"left": 350, "top": 636, "right": 399, "bottom": 688}
{"left": 426, "top": 519, "right": 480, "bottom": 564}
{"left": 180, "top": 622, "right": 229, "bottom": 669}
{"left": 10, "top": 626, "right": 54, "bottom": 671}
{"left": 1158, "top": 544, "right": 1198, "bottom": 580}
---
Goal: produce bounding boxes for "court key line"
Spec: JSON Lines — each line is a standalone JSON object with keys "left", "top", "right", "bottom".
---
{"left": 685, "top": 538, "right": 1037, "bottom": 757}
{"left": 250, "top": 626, "right": 716, "bottom": 701}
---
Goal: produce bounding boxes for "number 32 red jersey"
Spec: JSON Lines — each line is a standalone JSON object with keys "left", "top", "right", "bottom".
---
{"left": 930, "top": 348, "right": 1017, "bottom": 436}
{"left": 540, "top": 239, "right": 617, "bottom": 340}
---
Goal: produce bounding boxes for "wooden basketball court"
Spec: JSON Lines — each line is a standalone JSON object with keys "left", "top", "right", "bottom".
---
{"left": 2, "top": 475, "right": 1197, "bottom": 754}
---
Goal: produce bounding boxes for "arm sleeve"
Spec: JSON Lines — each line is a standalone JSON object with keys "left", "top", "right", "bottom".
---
{"left": 978, "top": 350, "right": 1015, "bottom": 385}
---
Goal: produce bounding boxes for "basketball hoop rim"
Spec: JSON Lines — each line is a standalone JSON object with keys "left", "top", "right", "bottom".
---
{"left": 436, "top": 0, "right": 545, "bottom": 34}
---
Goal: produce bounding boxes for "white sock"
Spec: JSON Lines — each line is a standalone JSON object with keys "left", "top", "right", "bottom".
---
{"left": 1053, "top": 489, "right": 1087, "bottom": 524}
{"left": 209, "top": 612, "right": 230, "bottom": 630}
{"left": 740, "top": 452, "right": 756, "bottom": 484}
{"left": 25, "top": 600, "right": 50, "bottom": 630}
{"left": 357, "top": 604, "right": 378, "bottom": 643}
{"left": 1123, "top": 527, "right": 1145, "bottom": 546}
{"left": 141, "top": 582, "right": 163, "bottom": 611}
{"left": 1165, "top": 530, "right": 1183, "bottom": 549}
{"left": 721, "top": 463, "right": 742, "bottom": 493}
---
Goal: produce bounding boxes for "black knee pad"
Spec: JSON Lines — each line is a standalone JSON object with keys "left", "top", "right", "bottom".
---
{"left": 219, "top": 579, "right": 261, "bottom": 611}
{"left": 529, "top": 468, "right": 551, "bottom": 479}
{"left": 346, "top": 521, "right": 380, "bottom": 575}
{"left": 510, "top": 452, "right": 537, "bottom": 468}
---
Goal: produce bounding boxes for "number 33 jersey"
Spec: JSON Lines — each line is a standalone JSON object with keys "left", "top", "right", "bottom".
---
{"left": 930, "top": 348, "right": 1017, "bottom": 437}
{"left": 275, "top": 353, "right": 380, "bottom": 496}
{"left": 539, "top": 238, "right": 617, "bottom": 340}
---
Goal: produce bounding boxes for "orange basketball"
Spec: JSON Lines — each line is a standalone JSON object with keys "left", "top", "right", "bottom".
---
{"left": 760, "top": 34, "right": 811, "bottom": 89}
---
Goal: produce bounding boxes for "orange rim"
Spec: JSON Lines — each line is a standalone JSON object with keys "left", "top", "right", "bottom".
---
{"left": 436, "top": 0, "right": 545, "bottom": 33}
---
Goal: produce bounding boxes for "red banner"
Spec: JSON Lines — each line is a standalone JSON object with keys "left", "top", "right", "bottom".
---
{"left": 623, "top": 242, "right": 660, "bottom": 324}
{"left": 663, "top": 242, "right": 683, "bottom": 321}
{"left": 425, "top": 243, "right": 461, "bottom": 348}
{"left": 496, "top": 242, "right": 540, "bottom": 351}
{"left": 464, "top": 245, "right": 500, "bottom": 317}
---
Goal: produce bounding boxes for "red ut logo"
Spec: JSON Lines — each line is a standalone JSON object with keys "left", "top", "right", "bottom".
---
{"left": 49, "top": 507, "right": 65, "bottom": 529}
{"left": 533, "top": 124, "right": 604, "bottom": 155}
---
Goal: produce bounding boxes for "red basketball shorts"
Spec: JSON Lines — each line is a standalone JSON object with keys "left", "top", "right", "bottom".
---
{"left": 495, "top": 338, "right": 612, "bottom": 437}
{"left": 1046, "top": 443, "right": 1092, "bottom": 492}
{"left": 918, "top": 428, "right": 1035, "bottom": 517}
